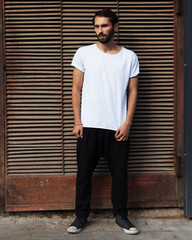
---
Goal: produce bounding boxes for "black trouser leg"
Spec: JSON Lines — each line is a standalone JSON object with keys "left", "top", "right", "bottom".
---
{"left": 75, "top": 128, "right": 101, "bottom": 218}
{"left": 107, "top": 133, "right": 130, "bottom": 218}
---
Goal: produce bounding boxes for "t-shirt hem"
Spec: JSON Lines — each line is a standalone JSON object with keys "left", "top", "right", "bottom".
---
{"left": 82, "top": 125, "right": 117, "bottom": 132}
{"left": 130, "top": 71, "right": 140, "bottom": 78}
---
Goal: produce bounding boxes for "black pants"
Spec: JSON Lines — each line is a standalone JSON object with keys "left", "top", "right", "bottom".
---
{"left": 75, "top": 127, "right": 130, "bottom": 219}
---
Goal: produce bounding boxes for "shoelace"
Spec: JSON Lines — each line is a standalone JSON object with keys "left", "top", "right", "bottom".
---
{"left": 72, "top": 218, "right": 85, "bottom": 228}
{"left": 120, "top": 218, "right": 134, "bottom": 228}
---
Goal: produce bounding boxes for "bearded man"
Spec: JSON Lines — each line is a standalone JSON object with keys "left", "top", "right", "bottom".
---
{"left": 67, "top": 8, "right": 139, "bottom": 235}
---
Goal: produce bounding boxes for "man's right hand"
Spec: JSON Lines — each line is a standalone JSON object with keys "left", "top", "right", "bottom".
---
{"left": 73, "top": 125, "right": 83, "bottom": 138}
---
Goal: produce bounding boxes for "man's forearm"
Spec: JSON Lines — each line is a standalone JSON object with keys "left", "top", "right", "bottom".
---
{"left": 72, "top": 87, "right": 82, "bottom": 124}
{"left": 72, "top": 68, "right": 84, "bottom": 125}
{"left": 115, "top": 88, "right": 137, "bottom": 141}
{"left": 125, "top": 88, "right": 137, "bottom": 127}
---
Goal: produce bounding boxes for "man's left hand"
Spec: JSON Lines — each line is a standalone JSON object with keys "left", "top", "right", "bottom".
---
{"left": 115, "top": 123, "right": 131, "bottom": 142}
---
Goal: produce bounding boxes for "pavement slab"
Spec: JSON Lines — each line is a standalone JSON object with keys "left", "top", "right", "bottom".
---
{"left": 0, "top": 213, "right": 192, "bottom": 240}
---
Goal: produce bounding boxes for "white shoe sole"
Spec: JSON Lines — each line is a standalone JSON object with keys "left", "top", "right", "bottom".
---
{"left": 123, "top": 227, "right": 139, "bottom": 235}
{"left": 116, "top": 223, "right": 139, "bottom": 235}
{"left": 67, "top": 226, "right": 82, "bottom": 234}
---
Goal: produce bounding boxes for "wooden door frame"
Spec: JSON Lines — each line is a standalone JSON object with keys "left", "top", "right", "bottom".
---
{"left": 175, "top": 0, "right": 184, "bottom": 207}
{"left": 0, "top": 0, "right": 185, "bottom": 212}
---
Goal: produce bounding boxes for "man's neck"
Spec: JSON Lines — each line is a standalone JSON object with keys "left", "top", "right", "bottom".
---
{"left": 96, "top": 41, "right": 122, "bottom": 54}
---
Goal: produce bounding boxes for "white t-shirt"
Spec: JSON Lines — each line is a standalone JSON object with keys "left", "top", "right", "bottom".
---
{"left": 71, "top": 43, "right": 139, "bottom": 131}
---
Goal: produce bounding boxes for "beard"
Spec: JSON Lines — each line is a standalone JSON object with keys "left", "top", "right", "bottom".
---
{"left": 96, "top": 27, "right": 115, "bottom": 44}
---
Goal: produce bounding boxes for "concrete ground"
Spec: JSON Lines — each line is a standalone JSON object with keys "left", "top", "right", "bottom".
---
{"left": 0, "top": 209, "right": 191, "bottom": 240}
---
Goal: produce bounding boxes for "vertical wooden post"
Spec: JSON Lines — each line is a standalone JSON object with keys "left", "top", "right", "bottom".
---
{"left": 116, "top": 0, "right": 119, "bottom": 44}
{"left": 0, "top": 0, "right": 5, "bottom": 212}
{"left": 175, "top": 0, "right": 184, "bottom": 208}
{"left": 60, "top": 0, "right": 65, "bottom": 175}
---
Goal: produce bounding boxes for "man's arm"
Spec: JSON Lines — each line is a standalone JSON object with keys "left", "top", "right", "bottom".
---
{"left": 72, "top": 67, "right": 84, "bottom": 138}
{"left": 115, "top": 76, "right": 138, "bottom": 141}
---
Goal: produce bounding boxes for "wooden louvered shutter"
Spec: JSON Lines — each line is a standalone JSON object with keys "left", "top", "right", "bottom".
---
{"left": 5, "top": 1, "right": 63, "bottom": 175}
{"left": 4, "top": 0, "right": 70, "bottom": 211}
{"left": 119, "top": 1, "right": 175, "bottom": 172}
{"left": 4, "top": 0, "right": 179, "bottom": 211}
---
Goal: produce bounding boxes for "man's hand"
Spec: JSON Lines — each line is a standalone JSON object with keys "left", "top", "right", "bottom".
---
{"left": 115, "top": 76, "right": 138, "bottom": 142}
{"left": 115, "top": 122, "right": 131, "bottom": 142}
{"left": 73, "top": 124, "right": 83, "bottom": 138}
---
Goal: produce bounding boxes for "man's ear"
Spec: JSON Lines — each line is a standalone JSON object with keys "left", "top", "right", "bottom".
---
{"left": 114, "top": 22, "right": 119, "bottom": 32}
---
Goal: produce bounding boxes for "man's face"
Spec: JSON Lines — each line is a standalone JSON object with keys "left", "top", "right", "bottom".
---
{"left": 94, "top": 16, "right": 117, "bottom": 44}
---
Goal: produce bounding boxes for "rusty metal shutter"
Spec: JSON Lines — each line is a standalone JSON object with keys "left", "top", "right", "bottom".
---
{"left": 4, "top": 0, "right": 175, "bottom": 176}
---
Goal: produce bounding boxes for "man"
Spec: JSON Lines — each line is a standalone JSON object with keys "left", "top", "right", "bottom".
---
{"left": 67, "top": 9, "right": 139, "bottom": 235}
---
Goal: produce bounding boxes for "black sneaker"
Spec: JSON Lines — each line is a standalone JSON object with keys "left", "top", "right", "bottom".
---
{"left": 67, "top": 217, "right": 87, "bottom": 234}
{"left": 115, "top": 215, "right": 139, "bottom": 234}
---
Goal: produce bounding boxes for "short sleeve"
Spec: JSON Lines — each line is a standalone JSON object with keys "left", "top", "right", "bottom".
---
{"left": 71, "top": 48, "right": 85, "bottom": 72}
{"left": 130, "top": 53, "right": 140, "bottom": 78}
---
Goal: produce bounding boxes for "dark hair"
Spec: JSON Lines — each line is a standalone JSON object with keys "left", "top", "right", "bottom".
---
{"left": 92, "top": 9, "right": 118, "bottom": 26}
